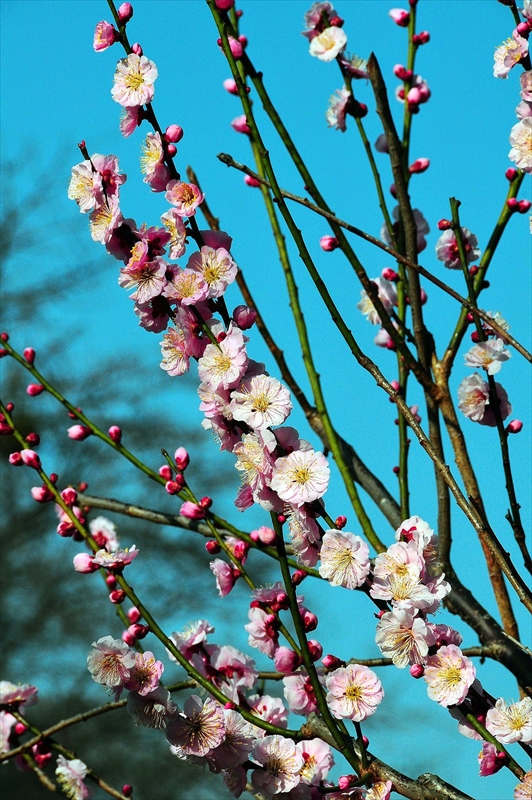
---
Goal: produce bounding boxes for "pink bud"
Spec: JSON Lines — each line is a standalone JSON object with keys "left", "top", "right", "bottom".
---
{"left": 308, "top": 639, "right": 323, "bottom": 661}
{"left": 9, "top": 451, "right": 23, "bottom": 466}
{"left": 352, "top": 101, "right": 368, "bottom": 118}
{"left": 232, "top": 305, "right": 257, "bottom": 330}
{"left": 122, "top": 631, "right": 136, "bottom": 646}
{"left": 73, "top": 553, "right": 98, "bottom": 573}
{"left": 228, "top": 36, "right": 243, "bottom": 58}
{"left": 322, "top": 653, "right": 343, "bottom": 670}
{"left": 67, "top": 425, "right": 92, "bottom": 441}
{"left": 166, "top": 143, "right": 177, "bottom": 157}
{"left": 250, "top": 530, "right": 260, "bottom": 542}
{"left": 106, "top": 574, "right": 117, "bottom": 589}
{"left": 0, "top": 349, "right": 8, "bottom": 358}
{"left": 437, "top": 218, "right": 452, "bottom": 230}
{"left": 256, "top": 525, "right": 276, "bottom": 545}
{"left": 390, "top": 183, "right": 397, "bottom": 198}
{"left": 471, "top": 331, "right": 480, "bottom": 343}
{"left": 390, "top": 379, "right": 401, "bottom": 393}
{"left": 199, "top": 229, "right": 233, "bottom": 250}
{"left": 277, "top": 514, "right": 286, "bottom": 524}
{"left": 238, "top": 35, "right": 248, "bottom": 47}
{"left": 31, "top": 486, "right": 53, "bottom": 503}
{"left": 180, "top": 500, "right": 206, "bottom": 519}
{"left": 232, "top": 540, "right": 249, "bottom": 560}
{"left": 199, "top": 496, "right": 213, "bottom": 509}
{"left": 362, "top": 735, "right": 369, "bottom": 746}
{"left": 165, "top": 480, "right": 181, "bottom": 495}
{"left": 420, "top": 287, "right": 428, "bottom": 305}
{"left": 329, "top": 15, "right": 344, "bottom": 26}
{"left": 409, "top": 157, "right": 430, "bottom": 174}
{"left": 276, "top": 591, "right": 289, "bottom": 609}
{"left": 335, "top": 515, "right": 348, "bottom": 529}
{"left": 301, "top": 608, "right": 318, "bottom": 632}
{"left": 109, "top": 590, "right": 126, "bottom": 604}
{"left": 393, "top": 465, "right": 400, "bottom": 474}
{"left": 393, "top": 64, "right": 412, "bottom": 80}
{"left": 381, "top": 267, "right": 399, "bottom": 281}
{"left": 164, "top": 124, "right": 184, "bottom": 143}
{"left": 26, "top": 384, "right": 45, "bottom": 396}
{"left": 68, "top": 407, "right": 83, "bottom": 419}
{"left": 206, "top": 540, "right": 221, "bottom": 554}
{"left": 215, "top": 0, "right": 234, "bottom": 8}
{"left": 389, "top": 8, "right": 410, "bottom": 26}
{"left": 122, "top": 787, "right": 133, "bottom": 799}
{"left": 159, "top": 464, "right": 172, "bottom": 481}
{"left": 14, "top": 722, "right": 27, "bottom": 736}
{"left": 128, "top": 623, "right": 149, "bottom": 640}
{"left": 507, "top": 197, "right": 518, "bottom": 210}
{"left": 338, "top": 775, "right": 355, "bottom": 790}
{"left": 507, "top": 419, "right": 523, "bottom": 434}
{"left": 131, "top": 42, "right": 142, "bottom": 56}
{"left": 320, "top": 235, "right": 339, "bottom": 252}
{"left": 410, "top": 663, "right": 424, "bottom": 678}
{"left": 469, "top": 265, "right": 479, "bottom": 277}
{"left": 274, "top": 646, "right": 301, "bottom": 673}
{"left": 61, "top": 487, "right": 78, "bottom": 505}
{"left": 0, "top": 333, "right": 9, "bottom": 341}
{"left": 117, "top": 2, "right": 133, "bottom": 22}
{"left": 23, "top": 347, "right": 36, "bottom": 364}
{"left": 505, "top": 167, "right": 518, "bottom": 181}
{"left": 231, "top": 115, "right": 250, "bottom": 134}
{"left": 20, "top": 449, "right": 41, "bottom": 469}
{"left": 108, "top": 425, "right": 122, "bottom": 444}
{"left": 223, "top": 78, "right": 238, "bottom": 95}
{"left": 518, "top": 199, "right": 531, "bottom": 213}
{"left": 517, "top": 21, "right": 530, "bottom": 35}
{"left": 291, "top": 569, "right": 306, "bottom": 585}
{"left": 127, "top": 607, "right": 141, "bottom": 623}
{"left": 244, "top": 175, "right": 261, "bottom": 187}
{"left": 174, "top": 447, "right": 190, "bottom": 470}
{"left": 413, "top": 30, "right": 430, "bottom": 44}
{"left": 25, "top": 432, "right": 40, "bottom": 446}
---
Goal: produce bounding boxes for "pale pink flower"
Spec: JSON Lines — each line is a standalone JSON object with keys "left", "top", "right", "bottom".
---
{"left": 366, "top": 781, "right": 393, "bottom": 800}
{"left": 514, "top": 771, "right": 532, "bottom": 800}
{"left": 92, "top": 544, "right": 138, "bottom": 570}
{"left": 165, "top": 180, "right": 204, "bottom": 217}
{"left": 187, "top": 246, "right": 238, "bottom": 298}
{"left": 369, "top": 561, "right": 434, "bottom": 613}
{"left": 464, "top": 339, "right": 511, "bottom": 375}
{"left": 357, "top": 277, "right": 397, "bottom": 324}
{"left": 112, "top": 53, "right": 158, "bottom": 107}
{"left": 283, "top": 670, "right": 321, "bottom": 716}
{"left": 93, "top": 20, "right": 116, "bottom": 52}
{"left": 427, "top": 622, "right": 463, "bottom": 649}
{"left": 165, "top": 695, "right": 226, "bottom": 756}
{"left": 516, "top": 100, "right": 532, "bottom": 120}
{"left": 210, "top": 559, "right": 237, "bottom": 597}
{"left": 124, "top": 652, "right": 164, "bottom": 696}
{"left": 247, "top": 694, "right": 288, "bottom": 735}
{"left": 309, "top": 27, "right": 347, "bottom": 61}
{"left": 89, "top": 195, "right": 123, "bottom": 244}
{"left": 135, "top": 296, "right": 170, "bottom": 333}
{"left": 318, "top": 530, "right": 370, "bottom": 588}
{"left": 270, "top": 448, "right": 330, "bottom": 507}
{"left": 374, "top": 540, "right": 426, "bottom": 580}
{"left": 119, "top": 256, "right": 168, "bottom": 303}
{"left": 339, "top": 53, "right": 369, "bottom": 78}
{"left": 207, "top": 709, "right": 255, "bottom": 771}
{"left": 251, "top": 735, "right": 304, "bottom": 794}
{"left": 159, "top": 326, "right": 190, "bottom": 377}
{"left": 160, "top": 207, "right": 188, "bottom": 259}
{"left": 89, "top": 516, "right": 119, "bottom": 552}
{"left": 222, "top": 766, "right": 247, "bottom": 798}
{"left": 127, "top": 686, "right": 176, "bottom": 729}
{"left": 375, "top": 609, "right": 435, "bottom": 667}
{"left": 168, "top": 620, "right": 214, "bottom": 662}
{"left": 245, "top": 606, "right": 279, "bottom": 657}
{"left": 87, "top": 636, "right": 136, "bottom": 688}
{"left": 68, "top": 161, "right": 102, "bottom": 212}
{"left": 303, "top": 2, "right": 337, "bottom": 36}
{"left": 120, "top": 105, "right": 142, "bottom": 137}
{"left": 165, "top": 268, "right": 209, "bottom": 306}
{"left": 230, "top": 375, "right": 292, "bottom": 430}
{"left": 381, "top": 207, "right": 430, "bottom": 253}
{"left": 493, "top": 32, "right": 529, "bottom": 79}
{"left": 423, "top": 644, "right": 475, "bottom": 707}
{"left": 458, "top": 373, "right": 512, "bottom": 426}
{"left": 0, "top": 711, "right": 16, "bottom": 755}
{"left": 208, "top": 644, "right": 258, "bottom": 700}
{"left": 0, "top": 681, "right": 38, "bottom": 709}
{"left": 140, "top": 132, "right": 170, "bottom": 191}
{"left": 297, "top": 738, "right": 334, "bottom": 785}
{"left": 509, "top": 118, "right": 532, "bottom": 173}
{"left": 198, "top": 327, "right": 248, "bottom": 390}
{"left": 485, "top": 697, "right": 532, "bottom": 744}
{"left": 91, "top": 154, "right": 126, "bottom": 197}
{"left": 394, "top": 515, "right": 438, "bottom": 571}
{"left": 287, "top": 505, "right": 322, "bottom": 567}
{"left": 478, "top": 741, "right": 506, "bottom": 776}
{"left": 326, "top": 86, "right": 351, "bottom": 131}
{"left": 524, "top": 0, "right": 532, "bottom": 21}
{"left": 435, "top": 227, "right": 480, "bottom": 270}
{"left": 521, "top": 70, "right": 532, "bottom": 103}
{"left": 326, "top": 664, "right": 384, "bottom": 721}
{"left": 55, "top": 756, "right": 90, "bottom": 800}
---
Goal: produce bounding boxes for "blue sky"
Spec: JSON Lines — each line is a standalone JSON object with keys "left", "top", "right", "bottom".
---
{"left": 1, "top": 1, "right": 531, "bottom": 798}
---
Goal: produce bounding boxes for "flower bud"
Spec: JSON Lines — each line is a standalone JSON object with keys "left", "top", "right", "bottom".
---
{"left": 274, "top": 647, "right": 301, "bottom": 673}
{"left": 469, "top": 265, "right": 479, "bottom": 277}
{"left": 166, "top": 143, "right": 177, "bottom": 157}
{"left": 308, "top": 639, "right": 323, "bottom": 661}
{"left": 127, "top": 607, "right": 141, "bottom": 623}
{"left": 117, "top": 2, "right": 134, "bottom": 23}
{"left": 26, "top": 384, "right": 45, "bottom": 396}
{"left": 109, "top": 590, "right": 126, "bottom": 604}
{"left": 518, "top": 199, "right": 531, "bottom": 213}
{"left": 389, "top": 183, "right": 397, "bottom": 197}
{"left": 516, "top": 21, "right": 530, "bottom": 35}
{"left": 0, "top": 349, "right": 8, "bottom": 358}
{"left": 106, "top": 574, "right": 117, "bottom": 589}
{"left": 20, "top": 449, "right": 41, "bottom": 469}
{"left": 507, "top": 419, "right": 523, "bottom": 434}
{"left": 9, "top": 452, "right": 23, "bottom": 466}
{"left": 61, "top": 487, "right": 78, "bottom": 505}
{"left": 180, "top": 500, "right": 206, "bottom": 519}
{"left": 73, "top": 553, "right": 98, "bottom": 573}
{"left": 301, "top": 608, "right": 318, "bottom": 632}
{"left": 206, "top": 539, "right": 221, "bottom": 554}
{"left": 164, "top": 124, "right": 184, "bottom": 143}
{"left": 23, "top": 347, "right": 36, "bottom": 364}
{"left": 128, "top": 623, "right": 149, "bottom": 639}
{"left": 174, "top": 447, "right": 190, "bottom": 471}
{"left": 200, "top": 230, "right": 233, "bottom": 251}
{"left": 437, "top": 218, "right": 452, "bottom": 231}
{"left": 122, "top": 630, "right": 136, "bottom": 646}
{"left": 320, "top": 235, "right": 339, "bottom": 251}
{"left": 0, "top": 333, "right": 8, "bottom": 341}
{"left": 413, "top": 30, "right": 430, "bottom": 44}
{"left": 31, "top": 486, "right": 53, "bottom": 503}
{"left": 471, "top": 331, "right": 480, "bottom": 343}
{"left": 215, "top": 0, "right": 234, "bottom": 8}
{"left": 389, "top": 8, "right": 410, "bottom": 26}
{"left": 409, "top": 157, "right": 430, "bottom": 174}
{"left": 338, "top": 775, "right": 355, "bottom": 790}
{"left": 335, "top": 515, "right": 348, "bottom": 529}
{"left": 67, "top": 425, "right": 92, "bottom": 441}
{"left": 410, "top": 663, "right": 424, "bottom": 678}
{"left": 68, "top": 407, "right": 83, "bottom": 419}
{"left": 231, "top": 115, "right": 250, "bottom": 134}
{"left": 93, "top": 20, "right": 117, "bottom": 52}
{"left": 199, "top": 496, "right": 213, "bottom": 509}
{"left": 322, "top": 653, "right": 343, "bottom": 670}
{"left": 122, "top": 787, "right": 133, "bottom": 799}
{"left": 244, "top": 175, "right": 261, "bottom": 187}
{"left": 505, "top": 167, "right": 518, "bottom": 181}
{"left": 165, "top": 480, "right": 181, "bottom": 495}
{"left": 228, "top": 36, "right": 243, "bottom": 58}
{"left": 131, "top": 42, "right": 142, "bottom": 56}
{"left": 256, "top": 525, "right": 276, "bottom": 545}
{"left": 393, "top": 64, "right": 412, "bottom": 80}
{"left": 232, "top": 540, "right": 249, "bottom": 561}
{"left": 277, "top": 514, "right": 286, "bottom": 524}
{"left": 159, "top": 464, "right": 172, "bottom": 481}
{"left": 291, "top": 569, "right": 306, "bottom": 585}
{"left": 232, "top": 305, "right": 257, "bottom": 330}
{"left": 381, "top": 267, "right": 399, "bottom": 281}
{"left": 14, "top": 722, "right": 27, "bottom": 736}
{"left": 223, "top": 78, "right": 238, "bottom": 94}
{"left": 108, "top": 425, "right": 122, "bottom": 444}
{"left": 506, "top": 197, "right": 518, "bottom": 210}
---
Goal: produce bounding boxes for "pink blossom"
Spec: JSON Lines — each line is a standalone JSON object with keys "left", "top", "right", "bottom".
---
{"left": 458, "top": 373, "right": 512, "bottom": 426}
{"left": 159, "top": 326, "right": 190, "bottom": 377}
{"left": 87, "top": 636, "right": 136, "bottom": 689}
{"left": 165, "top": 180, "right": 204, "bottom": 217}
{"left": 92, "top": 545, "right": 138, "bottom": 570}
{"left": 208, "top": 644, "right": 258, "bottom": 700}
{"left": 231, "top": 115, "right": 250, "bottom": 134}
{"left": 207, "top": 709, "right": 255, "bottom": 771}
{"left": 521, "top": 70, "right": 532, "bottom": 103}
{"left": 230, "top": 375, "right": 292, "bottom": 430}
{"left": 222, "top": 766, "right": 247, "bottom": 798}
{"left": 168, "top": 620, "right": 214, "bottom": 661}
{"left": 187, "top": 246, "right": 238, "bottom": 298}
{"left": 509, "top": 119, "right": 532, "bottom": 173}
{"left": 297, "top": 738, "right": 334, "bottom": 785}
{"left": 245, "top": 606, "right": 279, "bottom": 657}
{"left": 283, "top": 670, "right": 321, "bottom": 716}
{"left": 270, "top": 448, "right": 330, "bottom": 507}
{"left": 166, "top": 695, "right": 226, "bottom": 756}
{"left": 0, "top": 681, "right": 38, "bottom": 710}
{"left": 223, "top": 77, "right": 238, "bottom": 94}
{"left": 319, "top": 529, "right": 370, "bottom": 589}
{"left": 274, "top": 647, "right": 301, "bottom": 674}
{"left": 165, "top": 268, "right": 209, "bottom": 306}
{"left": 494, "top": 32, "right": 529, "bottom": 79}
{"left": 326, "top": 664, "right": 384, "bottom": 721}
{"left": 200, "top": 229, "right": 233, "bottom": 251}
{"left": 0, "top": 711, "right": 16, "bottom": 755}
{"left": 287, "top": 505, "right": 321, "bottom": 567}
{"left": 303, "top": 2, "right": 337, "bottom": 36}
{"left": 395, "top": 515, "right": 439, "bottom": 569}
{"left": 381, "top": 206, "right": 430, "bottom": 252}
{"left": 127, "top": 686, "right": 176, "bottom": 729}
{"left": 140, "top": 132, "right": 170, "bottom": 192}
{"left": 124, "top": 652, "right": 164, "bottom": 696}
{"left": 478, "top": 741, "right": 506, "bottom": 776}
{"left": 120, "top": 256, "right": 168, "bottom": 303}
{"left": 435, "top": 227, "right": 480, "bottom": 269}
{"left": 180, "top": 501, "right": 206, "bottom": 519}
{"left": 89, "top": 516, "right": 119, "bottom": 552}
{"left": 68, "top": 160, "right": 103, "bottom": 213}
{"left": 198, "top": 328, "right": 248, "bottom": 391}
{"left": 93, "top": 20, "right": 117, "bottom": 51}
{"left": 464, "top": 339, "right": 511, "bottom": 375}
{"left": 112, "top": 53, "right": 158, "bottom": 107}
{"left": 367, "top": 781, "right": 393, "bottom": 800}
{"left": 485, "top": 697, "right": 532, "bottom": 744}
{"left": 309, "top": 26, "right": 347, "bottom": 61}
{"left": 423, "top": 644, "right": 476, "bottom": 706}
{"left": 339, "top": 53, "right": 369, "bottom": 78}
{"left": 160, "top": 208, "right": 188, "bottom": 258}
{"left": 248, "top": 693, "right": 288, "bottom": 731}
{"left": 326, "top": 86, "right": 351, "bottom": 131}
{"left": 375, "top": 610, "right": 435, "bottom": 668}
{"left": 73, "top": 553, "right": 98, "bottom": 574}
{"left": 389, "top": 8, "right": 410, "bottom": 26}
{"left": 120, "top": 105, "right": 143, "bottom": 137}
{"left": 250, "top": 735, "right": 304, "bottom": 794}
{"left": 210, "top": 558, "right": 237, "bottom": 596}
{"left": 357, "top": 277, "right": 397, "bottom": 324}
{"left": 55, "top": 756, "right": 90, "bottom": 800}
{"left": 514, "top": 771, "right": 532, "bottom": 800}
{"left": 89, "top": 195, "right": 123, "bottom": 244}
{"left": 91, "top": 154, "right": 126, "bottom": 197}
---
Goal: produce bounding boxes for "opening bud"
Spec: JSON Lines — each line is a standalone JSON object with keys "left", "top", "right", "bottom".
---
{"left": 205, "top": 540, "right": 221, "bottom": 554}
{"left": 31, "top": 486, "right": 53, "bottom": 503}
{"left": 199, "top": 496, "right": 213, "bottom": 509}
{"left": 409, "top": 157, "right": 430, "bottom": 174}
{"left": 518, "top": 199, "right": 531, "bottom": 213}
{"left": 61, "top": 487, "right": 78, "bottom": 505}
{"left": 67, "top": 425, "right": 92, "bottom": 441}
{"left": 9, "top": 452, "right": 23, "bottom": 466}
{"left": 20, "top": 449, "right": 41, "bottom": 469}
{"left": 174, "top": 447, "right": 190, "bottom": 471}
{"left": 322, "top": 653, "right": 343, "bottom": 670}
{"left": 389, "top": 8, "right": 410, "bottom": 26}
{"left": 159, "top": 464, "right": 172, "bottom": 481}
{"left": 329, "top": 15, "right": 344, "bottom": 26}
{"left": 128, "top": 623, "right": 149, "bottom": 640}
{"left": 165, "top": 480, "right": 181, "bottom": 495}
{"left": 223, "top": 78, "right": 239, "bottom": 95}
{"left": 413, "top": 30, "right": 430, "bottom": 44}
{"left": 26, "top": 384, "right": 45, "bottom": 396}
{"left": 506, "top": 197, "right": 518, "bottom": 210}
{"left": 393, "top": 64, "right": 412, "bottom": 80}
{"left": 109, "top": 589, "right": 126, "bottom": 604}
{"left": 131, "top": 42, "right": 143, "bottom": 56}
{"left": 231, "top": 115, "right": 250, "bottom": 134}
{"left": 164, "top": 124, "right": 184, "bottom": 143}
{"left": 338, "top": 775, "right": 355, "bottom": 790}
{"left": 381, "top": 267, "right": 399, "bottom": 281}
{"left": 228, "top": 36, "right": 243, "bottom": 59}
{"left": 256, "top": 525, "right": 276, "bottom": 545}
{"left": 117, "top": 2, "right": 134, "bottom": 23}
{"left": 73, "top": 553, "right": 98, "bottom": 574}
{"left": 122, "top": 630, "right": 137, "bottom": 646}
{"left": 291, "top": 569, "right": 306, "bottom": 586}
{"left": 127, "top": 607, "right": 141, "bottom": 623}
{"left": 23, "top": 348, "right": 36, "bottom": 364}
{"left": 308, "top": 639, "right": 323, "bottom": 661}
